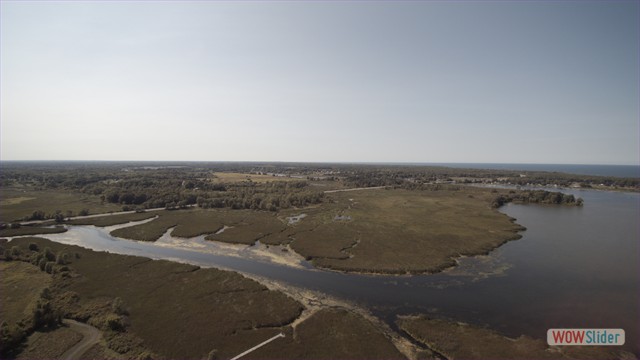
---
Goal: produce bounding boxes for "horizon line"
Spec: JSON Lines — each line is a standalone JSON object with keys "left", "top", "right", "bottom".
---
{"left": 0, "top": 159, "right": 638, "bottom": 167}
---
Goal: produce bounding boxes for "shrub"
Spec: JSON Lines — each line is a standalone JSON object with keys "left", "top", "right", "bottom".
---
{"left": 40, "top": 288, "right": 52, "bottom": 300}
{"left": 105, "top": 314, "right": 124, "bottom": 331}
{"left": 28, "top": 243, "right": 39, "bottom": 251}
{"left": 30, "top": 252, "right": 43, "bottom": 265}
{"left": 32, "top": 300, "right": 60, "bottom": 329}
{"left": 0, "top": 321, "right": 26, "bottom": 356}
{"left": 10, "top": 246, "right": 20, "bottom": 257}
{"left": 111, "top": 297, "right": 127, "bottom": 315}
{"left": 43, "top": 247, "right": 55, "bottom": 261}
{"left": 55, "top": 251, "right": 68, "bottom": 265}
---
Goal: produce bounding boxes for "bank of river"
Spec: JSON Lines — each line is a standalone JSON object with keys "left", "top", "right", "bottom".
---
{"left": 9, "top": 188, "right": 639, "bottom": 356}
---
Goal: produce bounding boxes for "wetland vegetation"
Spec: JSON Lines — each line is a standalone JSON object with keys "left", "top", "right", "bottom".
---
{"left": 1, "top": 161, "right": 634, "bottom": 359}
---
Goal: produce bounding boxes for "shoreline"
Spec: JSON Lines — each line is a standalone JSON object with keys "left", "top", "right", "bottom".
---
{"left": 234, "top": 270, "right": 434, "bottom": 360}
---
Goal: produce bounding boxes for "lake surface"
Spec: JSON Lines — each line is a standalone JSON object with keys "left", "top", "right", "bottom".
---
{"left": 20, "top": 188, "right": 639, "bottom": 355}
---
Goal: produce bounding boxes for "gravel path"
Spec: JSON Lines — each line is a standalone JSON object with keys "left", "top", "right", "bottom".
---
{"left": 61, "top": 319, "right": 102, "bottom": 360}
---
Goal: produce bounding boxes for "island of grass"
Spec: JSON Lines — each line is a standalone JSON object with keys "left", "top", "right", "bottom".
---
{"left": 83, "top": 186, "right": 527, "bottom": 274}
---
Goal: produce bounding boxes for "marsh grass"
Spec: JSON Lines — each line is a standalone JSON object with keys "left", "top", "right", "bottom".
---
{"left": 278, "top": 187, "right": 525, "bottom": 274}
{"left": 0, "top": 261, "right": 52, "bottom": 325}
{"left": 102, "top": 187, "right": 525, "bottom": 274}
{"left": 16, "top": 327, "right": 82, "bottom": 360}
{"left": 0, "top": 188, "right": 120, "bottom": 223}
{"left": 7, "top": 237, "right": 305, "bottom": 359}
{"left": 397, "top": 315, "right": 623, "bottom": 360}
{"left": 104, "top": 208, "right": 289, "bottom": 245}
{"left": 0, "top": 226, "right": 67, "bottom": 237}
{"left": 67, "top": 212, "right": 157, "bottom": 227}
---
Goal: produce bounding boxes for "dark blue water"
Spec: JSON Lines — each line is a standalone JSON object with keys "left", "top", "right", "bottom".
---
{"left": 18, "top": 188, "right": 640, "bottom": 355}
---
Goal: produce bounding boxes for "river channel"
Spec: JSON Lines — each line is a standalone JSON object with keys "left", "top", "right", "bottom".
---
{"left": 14, "top": 188, "right": 639, "bottom": 355}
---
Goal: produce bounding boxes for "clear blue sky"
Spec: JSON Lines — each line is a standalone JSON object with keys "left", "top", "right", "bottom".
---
{"left": 1, "top": 1, "right": 638, "bottom": 164}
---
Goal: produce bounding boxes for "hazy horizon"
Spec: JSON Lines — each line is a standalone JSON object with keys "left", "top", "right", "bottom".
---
{"left": 1, "top": 159, "right": 637, "bottom": 167}
{"left": 2, "top": 1, "right": 638, "bottom": 165}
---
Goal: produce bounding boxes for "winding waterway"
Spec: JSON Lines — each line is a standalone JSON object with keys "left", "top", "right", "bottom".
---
{"left": 14, "top": 188, "right": 639, "bottom": 355}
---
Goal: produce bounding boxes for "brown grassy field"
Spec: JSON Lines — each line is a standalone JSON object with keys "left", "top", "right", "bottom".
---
{"left": 71, "top": 187, "right": 526, "bottom": 275}
{"left": 213, "top": 172, "right": 300, "bottom": 183}
{"left": 67, "top": 212, "right": 157, "bottom": 227}
{"left": 397, "top": 315, "right": 628, "bottom": 360}
{"left": 0, "top": 261, "right": 52, "bottom": 325}
{"left": 106, "top": 208, "right": 289, "bottom": 244}
{"left": 4, "top": 238, "right": 407, "bottom": 360}
{"left": 108, "top": 209, "right": 234, "bottom": 240}
{"left": 271, "top": 187, "right": 525, "bottom": 274}
{"left": 240, "top": 308, "right": 405, "bottom": 360}
{"left": 0, "top": 187, "right": 120, "bottom": 223}
{"left": 16, "top": 326, "right": 82, "bottom": 360}
{"left": 0, "top": 226, "right": 67, "bottom": 237}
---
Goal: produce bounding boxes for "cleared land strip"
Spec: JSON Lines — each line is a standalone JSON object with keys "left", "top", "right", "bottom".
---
{"left": 61, "top": 319, "right": 102, "bottom": 360}
{"left": 324, "top": 186, "right": 386, "bottom": 193}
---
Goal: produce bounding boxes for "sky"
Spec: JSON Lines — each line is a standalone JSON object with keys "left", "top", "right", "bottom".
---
{"left": 1, "top": 1, "right": 638, "bottom": 165}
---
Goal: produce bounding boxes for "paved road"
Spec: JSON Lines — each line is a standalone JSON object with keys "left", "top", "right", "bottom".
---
{"left": 61, "top": 319, "right": 102, "bottom": 360}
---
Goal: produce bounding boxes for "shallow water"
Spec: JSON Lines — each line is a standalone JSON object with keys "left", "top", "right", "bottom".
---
{"left": 17, "top": 188, "right": 639, "bottom": 355}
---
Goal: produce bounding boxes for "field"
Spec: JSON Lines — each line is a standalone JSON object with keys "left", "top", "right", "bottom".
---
{"left": 16, "top": 326, "right": 82, "bottom": 360}
{"left": 284, "top": 187, "right": 525, "bottom": 274}
{"left": 3, "top": 238, "right": 405, "bottom": 360}
{"left": 71, "top": 187, "right": 524, "bottom": 275}
{"left": 1, "top": 162, "right": 609, "bottom": 359}
{"left": 0, "top": 226, "right": 67, "bottom": 237}
{"left": 397, "top": 315, "right": 626, "bottom": 360}
{"left": 67, "top": 211, "right": 158, "bottom": 227}
{"left": 0, "top": 262, "right": 52, "bottom": 325}
{"left": 213, "top": 172, "right": 301, "bottom": 183}
{"left": 0, "top": 187, "right": 120, "bottom": 223}
{"left": 108, "top": 208, "right": 287, "bottom": 242}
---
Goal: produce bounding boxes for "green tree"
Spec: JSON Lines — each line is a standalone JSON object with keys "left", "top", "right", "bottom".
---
{"left": 43, "top": 247, "right": 55, "bottom": 261}
{"left": 54, "top": 211, "right": 65, "bottom": 223}
{"left": 30, "top": 210, "right": 45, "bottom": 221}
{"left": 10, "top": 246, "right": 21, "bottom": 257}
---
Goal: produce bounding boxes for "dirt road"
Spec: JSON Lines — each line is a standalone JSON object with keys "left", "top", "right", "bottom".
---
{"left": 61, "top": 319, "right": 102, "bottom": 360}
{"left": 323, "top": 186, "right": 387, "bottom": 193}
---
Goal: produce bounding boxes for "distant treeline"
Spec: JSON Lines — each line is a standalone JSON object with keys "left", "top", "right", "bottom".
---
{"left": 0, "top": 161, "right": 636, "bottom": 218}
{"left": 2, "top": 164, "right": 324, "bottom": 214}
{"left": 335, "top": 167, "right": 639, "bottom": 190}
{"left": 2, "top": 161, "right": 637, "bottom": 189}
